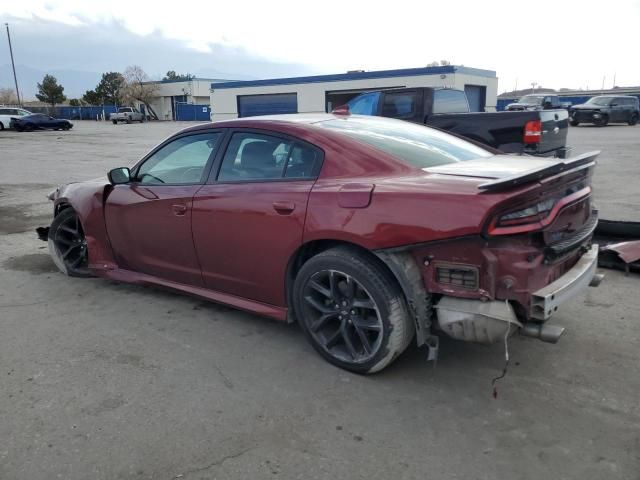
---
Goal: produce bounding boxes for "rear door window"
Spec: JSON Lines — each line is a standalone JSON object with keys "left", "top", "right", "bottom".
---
{"left": 381, "top": 92, "right": 417, "bottom": 119}
{"left": 217, "top": 132, "right": 322, "bottom": 182}
{"left": 433, "top": 89, "right": 470, "bottom": 114}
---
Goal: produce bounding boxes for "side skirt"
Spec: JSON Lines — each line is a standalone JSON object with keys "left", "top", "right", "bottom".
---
{"left": 93, "top": 267, "right": 288, "bottom": 321}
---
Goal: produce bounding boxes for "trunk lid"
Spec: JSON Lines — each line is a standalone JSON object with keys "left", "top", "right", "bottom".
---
{"left": 425, "top": 152, "right": 598, "bottom": 245}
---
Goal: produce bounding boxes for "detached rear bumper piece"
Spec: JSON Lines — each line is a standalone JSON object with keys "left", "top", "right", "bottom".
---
{"left": 530, "top": 244, "right": 599, "bottom": 320}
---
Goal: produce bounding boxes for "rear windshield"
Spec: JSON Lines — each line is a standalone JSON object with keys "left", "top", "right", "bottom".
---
{"left": 317, "top": 116, "right": 492, "bottom": 168}
{"left": 519, "top": 95, "right": 544, "bottom": 105}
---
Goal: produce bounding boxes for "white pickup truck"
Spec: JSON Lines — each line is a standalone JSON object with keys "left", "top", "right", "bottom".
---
{"left": 111, "top": 107, "right": 145, "bottom": 124}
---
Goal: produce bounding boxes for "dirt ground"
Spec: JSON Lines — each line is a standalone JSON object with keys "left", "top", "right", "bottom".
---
{"left": 1, "top": 121, "right": 639, "bottom": 480}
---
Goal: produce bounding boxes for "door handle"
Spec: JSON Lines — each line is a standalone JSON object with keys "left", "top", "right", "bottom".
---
{"left": 272, "top": 201, "right": 295, "bottom": 214}
{"left": 172, "top": 204, "right": 188, "bottom": 216}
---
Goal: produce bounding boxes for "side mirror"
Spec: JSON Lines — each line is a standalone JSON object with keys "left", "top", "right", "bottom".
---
{"left": 108, "top": 167, "right": 131, "bottom": 185}
{"left": 543, "top": 101, "right": 552, "bottom": 109}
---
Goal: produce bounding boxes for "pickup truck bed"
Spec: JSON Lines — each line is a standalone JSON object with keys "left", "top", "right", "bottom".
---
{"left": 344, "top": 87, "right": 570, "bottom": 158}
{"left": 427, "top": 109, "right": 569, "bottom": 157}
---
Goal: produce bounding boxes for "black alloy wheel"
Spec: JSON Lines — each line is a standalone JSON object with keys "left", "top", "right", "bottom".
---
{"left": 48, "top": 208, "right": 91, "bottom": 277}
{"left": 302, "top": 269, "right": 384, "bottom": 364}
{"left": 293, "top": 246, "right": 414, "bottom": 374}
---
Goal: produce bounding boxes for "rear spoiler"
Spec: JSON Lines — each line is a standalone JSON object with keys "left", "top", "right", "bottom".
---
{"left": 478, "top": 151, "right": 599, "bottom": 192}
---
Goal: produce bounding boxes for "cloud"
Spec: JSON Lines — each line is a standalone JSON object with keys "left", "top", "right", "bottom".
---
{"left": 0, "top": 16, "right": 318, "bottom": 98}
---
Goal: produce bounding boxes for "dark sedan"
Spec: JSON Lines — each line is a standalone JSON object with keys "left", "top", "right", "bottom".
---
{"left": 11, "top": 113, "right": 73, "bottom": 132}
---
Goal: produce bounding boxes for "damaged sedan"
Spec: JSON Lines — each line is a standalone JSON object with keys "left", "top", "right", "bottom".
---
{"left": 40, "top": 114, "right": 602, "bottom": 373}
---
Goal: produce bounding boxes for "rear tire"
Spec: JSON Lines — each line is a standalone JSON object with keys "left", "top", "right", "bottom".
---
{"left": 293, "top": 246, "right": 413, "bottom": 374}
{"left": 0, "top": 121, "right": 4, "bottom": 130}
{"left": 629, "top": 114, "right": 639, "bottom": 126}
{"left": 569, "top": 120, "right": 579, "bottom": 127}
{"left": 48, "top": 208, "right": 92, "bottom": 277}
{"left": 112, "top": 120, "right": 118, "bottom": 125}
{"left": 24, "top": 123, "right": 34, "bottom": 131}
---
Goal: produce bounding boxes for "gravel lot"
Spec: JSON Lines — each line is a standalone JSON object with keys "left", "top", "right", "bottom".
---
{"left": 1, "top": 121, "right": 639, "bottom": 480}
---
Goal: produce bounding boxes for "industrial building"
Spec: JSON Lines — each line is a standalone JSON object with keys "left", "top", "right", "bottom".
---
{"left": 209, "top": 65, "right": 498, "bottom": 121}
{"left": 146, "top": 77, "right": 231, "bottom": 121}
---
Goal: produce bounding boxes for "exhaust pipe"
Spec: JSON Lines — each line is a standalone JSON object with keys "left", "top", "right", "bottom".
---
{"left": 520, "top": 323, "right": 565, "bottom": 344}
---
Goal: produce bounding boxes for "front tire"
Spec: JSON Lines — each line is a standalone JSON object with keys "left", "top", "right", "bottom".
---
{"left": 629, "top": 114, "right": 638, "bottom": 126}
{"left": 594, "top": 114, "right": 609, "bottom": 127}
{"left": 569, "top": 120, "right": 579, "bottom": 126}
{"left": 48, "top": 208, "right": 92, "bottom": 277}
{"left": 293, "top": 246, "right": 413, "bottom": 374}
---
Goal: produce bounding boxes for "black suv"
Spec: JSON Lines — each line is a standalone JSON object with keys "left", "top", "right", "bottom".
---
{"left": 570, "top": 95, "right": 639, "bottom": 126}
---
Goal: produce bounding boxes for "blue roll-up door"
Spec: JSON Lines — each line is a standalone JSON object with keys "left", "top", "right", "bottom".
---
{"left": 464, "top": 85, "right": 486, "bottom": 112}
{"left": 237, "top": 93, "right": 298, "bottom": 117}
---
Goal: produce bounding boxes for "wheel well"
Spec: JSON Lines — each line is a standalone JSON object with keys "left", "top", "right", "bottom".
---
{"left": 284, "top": 239, "right": 404, "bottom": 322}
{"left": 54, "top": 203, "right": 72, "bottom": 216}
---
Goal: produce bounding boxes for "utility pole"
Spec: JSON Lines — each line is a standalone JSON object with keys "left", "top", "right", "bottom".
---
{"left": 5, "top": 23, "right": 21, "bottom": 106}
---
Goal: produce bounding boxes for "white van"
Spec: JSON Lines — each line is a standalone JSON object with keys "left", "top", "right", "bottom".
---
{"left": 0, "top": 107, "right": 32, "bottom": 130}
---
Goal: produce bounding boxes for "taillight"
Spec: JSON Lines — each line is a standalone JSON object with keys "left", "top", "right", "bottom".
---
{"left": 497, "top": 198, "right": 556, "bottom": 227}
{"left": 487, "top": 186, "right": 591, "bottom": 236}
{"left": 523, "top": 120, "right": 542, "bottom": 144}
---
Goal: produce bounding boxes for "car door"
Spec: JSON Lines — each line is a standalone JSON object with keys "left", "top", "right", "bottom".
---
{"left": 192, "top": 130, "right": 323, "bottom": 306}
{"left": 0, "top": 108, "right": 10, "bottom": 128}
{"left": 104, "top": 131, "right": 224, "bottom": 286}
{"left": 609, "top": 98, "right": 624, "bottom": 122}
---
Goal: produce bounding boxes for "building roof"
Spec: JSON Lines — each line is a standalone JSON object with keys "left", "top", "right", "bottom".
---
{"left": 143, "top": 77, "right": 236, "bottom": 85}
{"left": 210, "top": 65, "right": 496, "bottom": 90}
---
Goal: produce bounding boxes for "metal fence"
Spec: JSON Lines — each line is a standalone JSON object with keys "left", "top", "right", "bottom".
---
{"left": 23, "top": 105, "right": 120, "bottom": 120}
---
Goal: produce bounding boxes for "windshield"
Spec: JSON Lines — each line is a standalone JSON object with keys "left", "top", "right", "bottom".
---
{"left": 586, "top": 97, "right": 614, "bottom": 106}
{"left": 518, "top": 95, "right": 544, "bottom": 105}
{"left": 317, "top": 116, "right": 492, "bottom": 168}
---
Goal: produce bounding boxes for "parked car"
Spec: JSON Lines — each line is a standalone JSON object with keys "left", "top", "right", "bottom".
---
{"left": 111, "top": 106, "right": 145, "bottom": 124}
{"left": 569, "top": 95, "right": 639, "bottom": 126}
{"left": 506, "top": 94, "right": 571, "bottom": 111}
{"left": 39, "top": 114, "right": 601, "bottom": 373}
{"left": 0, "top": 106, "right": 32, "bottom": 130}
{"left": 11, "top": 113, "right": 73, "bottom": 131}
{"left": 343, "top": 88, "right": 570, "bottom": 158}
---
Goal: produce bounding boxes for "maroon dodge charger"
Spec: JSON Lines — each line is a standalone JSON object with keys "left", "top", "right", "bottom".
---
{"left": 42, "top": 114, "right": 601, "bottom": 373}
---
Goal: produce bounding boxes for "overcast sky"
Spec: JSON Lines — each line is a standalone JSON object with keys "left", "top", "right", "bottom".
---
{"left": 2, "top": 0, "right": 640, "bottom": 97}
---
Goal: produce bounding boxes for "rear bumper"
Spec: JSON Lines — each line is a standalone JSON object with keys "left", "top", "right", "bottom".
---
{"left": 530, "top": 244, "right": 599, "bottom": 320}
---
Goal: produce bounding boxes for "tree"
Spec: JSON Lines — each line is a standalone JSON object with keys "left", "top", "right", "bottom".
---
{"left": 95, "top": 72, "right": 125, "bottom": 105}
{"left": 122, "top": 65, "right": 160, "bottom": 120}
{"left": 0, "top": 87, "right": 19, "bottom": 104}
{"left": 82, "top": 89, "right": 102, "bottom": 105}
{"left": 69, "top": 98, "right": 82, "bottom": 106}
{"left": 163, "top": 70, "right": 194, "bottom": 81}
{"left": 36, "top": 74, "right": 66, "bottom": 108}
